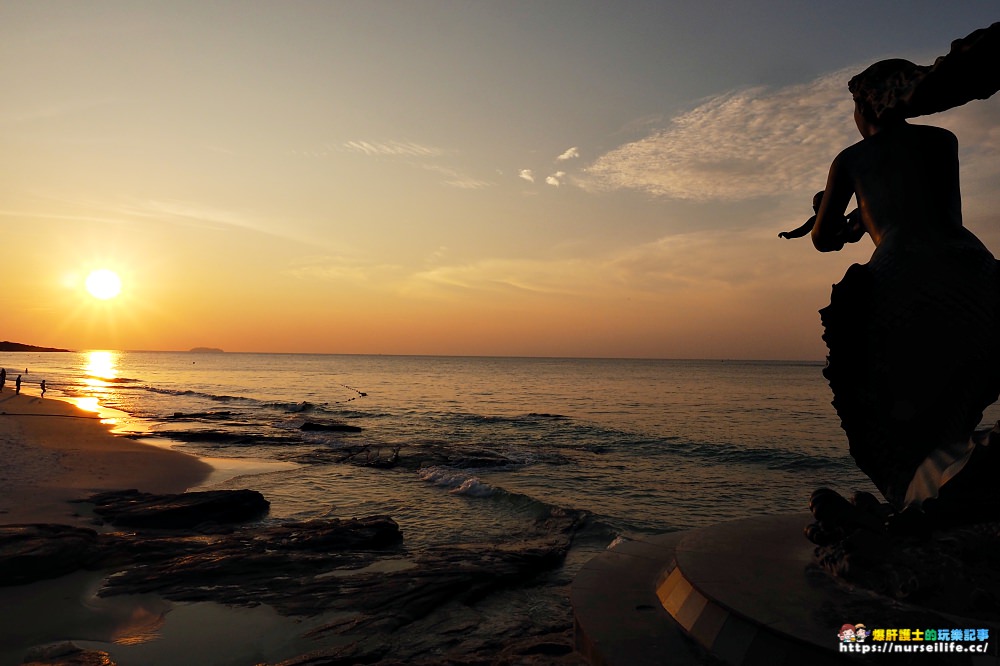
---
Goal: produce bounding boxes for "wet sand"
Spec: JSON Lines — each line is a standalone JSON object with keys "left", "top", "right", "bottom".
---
{"left": 0, "top": 390, "right": 211, "bottom": 524}
{"left": 0, "top": 391, "right": 311, "bottom": 666}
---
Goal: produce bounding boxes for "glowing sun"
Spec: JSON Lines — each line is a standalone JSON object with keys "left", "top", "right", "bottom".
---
{"left": 85, "top": 269, "right": 122, "bottom": 300}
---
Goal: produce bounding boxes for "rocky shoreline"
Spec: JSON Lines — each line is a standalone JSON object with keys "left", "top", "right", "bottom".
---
{"left": 3, "top": 489, "right": 588, "bottom": 665}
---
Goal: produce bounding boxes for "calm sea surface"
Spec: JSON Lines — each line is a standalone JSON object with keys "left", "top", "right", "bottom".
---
{"left": 4, "top": 351, "right": 891, "bottom": 534}
{"left": 6, "top": 351, "right": 1000, "bottom": 662}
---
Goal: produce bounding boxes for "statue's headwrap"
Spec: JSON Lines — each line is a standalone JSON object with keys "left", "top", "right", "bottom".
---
{"left": 850, "top": 22, "right": 1000, "bottom": 121}
{"left": 849, "top": 59, "right": 929, "bottom": 123}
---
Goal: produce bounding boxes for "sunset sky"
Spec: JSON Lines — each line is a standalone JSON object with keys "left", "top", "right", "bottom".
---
{"left": 2, "top": 1, "right": 998, "bottom": 359}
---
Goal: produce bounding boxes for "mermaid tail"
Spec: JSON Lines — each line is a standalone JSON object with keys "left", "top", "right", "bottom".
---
{"left": 820, "top": 239, "right": 1000, "bottom": 509}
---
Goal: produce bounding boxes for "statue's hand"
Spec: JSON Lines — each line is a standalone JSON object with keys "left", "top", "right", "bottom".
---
{"left": 842, "top": 209, "right": 866, "bottom": 244}
{"left": 829, "top": 210, "right": 865, "bottom": 247}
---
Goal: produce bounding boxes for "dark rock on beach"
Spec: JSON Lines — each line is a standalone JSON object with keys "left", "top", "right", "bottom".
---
{"left": 0, "top": 511, "right": 404, "bottom": 590}
{"left": 99, "top": 514, "right": 406, "bottom": 611}
{"left": 169, "top": 411, "right": 233, "bottom": 419}
{"left": 0, "top": 524, "right": 102, "bottom": 586}
{"left": 2, "top": 490, "right": 587, "bottom": 665}
{"left": 84, "top": 488, "right": 270, "bottom": 529}
{"left": 21, "top": 642, "right": 117, "bottom": 666}
{"left": 150, "top": 429, "right": 303, "bottom": 447}
{"left": 274, "top": 625, "right": 582, "bottom": 666}
{"left": 300, "top": 421, "right": 364, "bottom": 433}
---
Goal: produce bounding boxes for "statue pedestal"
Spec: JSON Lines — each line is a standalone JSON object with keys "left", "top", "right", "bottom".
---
{"left": 571, "top": 513, "right": 1000, "bottom": 664}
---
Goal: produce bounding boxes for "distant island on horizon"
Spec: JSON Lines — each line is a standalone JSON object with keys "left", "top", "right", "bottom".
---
{"left": 0, "top": 340, "right": 71, "bottom": 353}
{"left": 188, "top": 347, "right": 225, "bottom": 353}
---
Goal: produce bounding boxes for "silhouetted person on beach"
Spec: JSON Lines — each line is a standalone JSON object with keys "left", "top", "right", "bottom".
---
{"left": 40, "top": 380, "right": 46, "bottom": 397}
{"left": 0, "top": 367, "right": 5, "bottom": 392}
{"left": 15, "top": 375, "right": 21, "bottom": 395}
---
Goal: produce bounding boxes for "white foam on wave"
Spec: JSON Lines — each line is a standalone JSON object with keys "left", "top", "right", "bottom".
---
{"left": 450, "top": 477, "right": 495, "bottom": 497}
{"left": 606, "top": 535, "right": 627, "bottom": 550}
{"left": 418, "top": 466, "right": 497, "bottom": 497}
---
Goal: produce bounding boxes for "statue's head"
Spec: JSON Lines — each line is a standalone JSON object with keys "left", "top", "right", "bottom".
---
{"left": 848, "top": 59, "right": 929, "bottom": 125}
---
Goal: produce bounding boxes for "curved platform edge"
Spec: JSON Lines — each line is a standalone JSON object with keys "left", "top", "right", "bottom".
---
{"left": 572, "top": 513, "right": 1000, "bottom": 665}
{"left": 571, "top": 531, "right": 707, "bottom": 666}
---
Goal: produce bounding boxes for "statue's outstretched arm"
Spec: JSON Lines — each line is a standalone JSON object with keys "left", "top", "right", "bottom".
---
{"left": 778, "top": 216, "right": 816, "bottom": 239}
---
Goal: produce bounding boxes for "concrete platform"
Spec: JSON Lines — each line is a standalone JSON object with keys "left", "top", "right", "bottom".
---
{"left": 572, "top": 513, "right": 1000, "bottom": 665}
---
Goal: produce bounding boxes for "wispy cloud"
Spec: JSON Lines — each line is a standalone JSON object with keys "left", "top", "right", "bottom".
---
{"left": 0, "top": 209, "right": 128, "bottom": 226}
{"left": 123, "top": 199, "right": 262, "bottom": 231}
{"left": 514, "top": 148, "right": 577, "bottom": 189}
{"left": 405, "top": 225, "right": 868, "bottom": 303}
{"left": 0, "top": 97, "right": 122, "bottom": 126}
{"left": 286, "top": 254, "right": 404, "bottom": 284}
{"left": 342, "top": 140, "right": 443, "bottom": 157}
{"left": 409, "top": 257, "right": 587, "bottom": 297}
{"left": 582, "top": 71, "right": 859, "bottom": 201}
{"left": 422, "top": 165, "right": 492, "bottom": 190}
{"left": 931, "top": 100, "right": 1000, "bottom": 192}
{"left": 102, "top": 198, "right": 316, "bottom": 245}
{"left": 556, "top": 146, "right": 580, "bottom": 161}
{"left": 0, "top": 196, "right": 267, "bottom": 235}
{"left": 929, "top": 98, "right": 1000, "bottom": 244}
{"left": 331, "top": 138, "right": 500, "bottom": 189}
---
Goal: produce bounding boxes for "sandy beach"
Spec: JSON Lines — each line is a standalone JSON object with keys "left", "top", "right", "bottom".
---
{"left": 0, "top": 390, "right": 211, "bottom": 525}
{"left": 0, "top": 376, "right": 588, "bottom": 665}
{"left": 0, "top": 391, "right": 243, "bottom": 666}
{"left": 0, "top": 389, "right": 347, "bottom": 666}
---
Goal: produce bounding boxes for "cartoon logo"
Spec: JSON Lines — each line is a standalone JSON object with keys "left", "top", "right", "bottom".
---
{"left": 854, "top": 624, "right": 869, "bottom": 642}
{"left": 838, "top": 624, "right": 856, "bottom": 642}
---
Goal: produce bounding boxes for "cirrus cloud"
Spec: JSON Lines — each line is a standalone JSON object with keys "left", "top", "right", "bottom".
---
{"left": 556, "top": 146, "right": 580, "bottom": 161}
{"left": 546, "top": 171, "right": 566, "bottom": 187}
{"left": 582, "top": 70, "right": 859, "bottom": 201}
{"left": 342, "top": 140, "right": 443, "bottom": 157}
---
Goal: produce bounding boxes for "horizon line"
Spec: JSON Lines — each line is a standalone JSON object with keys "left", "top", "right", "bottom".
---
{"left": 3, "top": 345, "right": 827, "bottom": 365}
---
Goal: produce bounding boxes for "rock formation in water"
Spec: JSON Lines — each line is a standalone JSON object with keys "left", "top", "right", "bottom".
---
{"left": 1, "top": 489, "right": 587, "bottom": 665}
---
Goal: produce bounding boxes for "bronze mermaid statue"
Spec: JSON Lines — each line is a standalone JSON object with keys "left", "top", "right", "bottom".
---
{"left": 791, "top": 24, "right": 1000, "bottom": 535}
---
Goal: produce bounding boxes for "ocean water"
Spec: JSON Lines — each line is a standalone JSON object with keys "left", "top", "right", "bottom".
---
{"left": 3, "top": 351, "right": 886, "bottom": 535}
{"left": 5, "top": 351, "right": 1000, "bottom": 661}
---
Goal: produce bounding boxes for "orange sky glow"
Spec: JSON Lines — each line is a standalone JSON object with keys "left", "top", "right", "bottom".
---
{"left": 2, "top": 3, "right": 998, "bottom": 359}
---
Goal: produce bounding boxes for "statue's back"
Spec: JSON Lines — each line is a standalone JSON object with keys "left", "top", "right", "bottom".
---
{"left": 844, "top": 122, "right": 963, "bottom": 248}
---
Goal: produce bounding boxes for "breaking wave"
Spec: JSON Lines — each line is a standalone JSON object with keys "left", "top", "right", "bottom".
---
{"left": 418, "top": 466, "right": 497, "bottom": 497}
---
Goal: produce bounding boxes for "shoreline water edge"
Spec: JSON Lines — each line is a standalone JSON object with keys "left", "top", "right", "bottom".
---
{"left": 0, "top": 391, "right": 212, "bottom": 525}
{"left": 0, "top": 362, "right": 595, "bottom": 665}
{"left": 0, "top": 391, "right": 284, "bottom": 666}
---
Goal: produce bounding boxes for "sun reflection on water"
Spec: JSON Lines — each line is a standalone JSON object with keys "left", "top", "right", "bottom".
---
{"left": 71, "top": 396, "right": 101, "bottom": 413}
{"left": 109, "top": 602, "right": 168, "bottom": 646}
{"left": 74, "top": 350, "right": 123, "bottom": 426}
{"left": 85, "top": 350, "right": 119, "bottom": 382}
